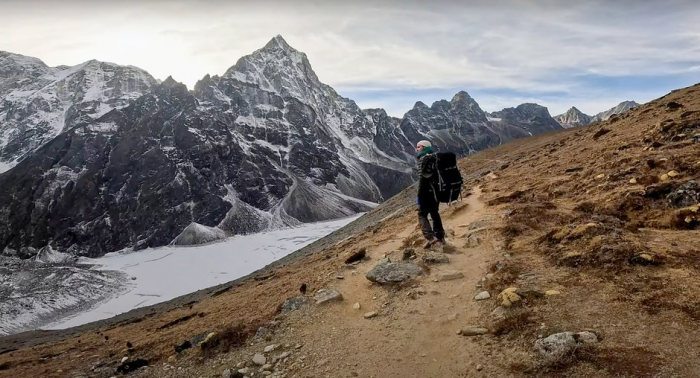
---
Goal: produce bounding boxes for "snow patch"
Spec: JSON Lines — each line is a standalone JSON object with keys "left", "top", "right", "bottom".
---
{"left": 44, "top": 215, "right": 360, "bottom": 330}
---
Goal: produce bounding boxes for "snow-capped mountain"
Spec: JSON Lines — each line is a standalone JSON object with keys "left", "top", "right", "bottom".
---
{"left": 0, "top": 52, "right": 156, "bottom": 170}
{"left": 554, "top": 106, "right": 592, "bottom": 128}
{"left": 553, "top": 101, "right": 641, "bottom": 128}
{"left": 0, "top": 36, "right": 560, "bottom": 259}
{"left": 590, "top": 100, "right": 640, "bottom": 123}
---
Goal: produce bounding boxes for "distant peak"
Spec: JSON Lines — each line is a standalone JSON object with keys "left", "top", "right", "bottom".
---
{"left": 263, "top": 34, "right": 294, "bottom": 52}
{"left": 451, "top": 91, "right": 476, "bottom": 106}
{"left": 161, "top": 76, "right": 181, "bottom": 87}
{"left": 413, "top": 101, "right": 429, "bottom": 109}
{"left": 452, "top": 90, "right": 472, "bottom": 99}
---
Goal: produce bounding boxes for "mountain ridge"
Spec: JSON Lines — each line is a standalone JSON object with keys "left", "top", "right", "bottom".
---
{"left": 0, "top": 36, "right": 563, "bottom": 258}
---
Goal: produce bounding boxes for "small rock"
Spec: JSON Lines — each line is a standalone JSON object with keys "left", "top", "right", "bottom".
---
{"left": 353, "top": 302, "right": 361, "bottom": 310}
{"left": 222, "top": 369, "right": 232, "bottom": 378}
{"left": 295, "top": 344, "right": 302, "bottom": 349}
{"left": 121, "top": 357, "right": 128, "bottom": 363}
{"left": 545, "top": 290, "right": 561, "bottom": 296}
{"left": 476, "top": 364, "right": 483, "bottom": 371}
{"left": 534, "top": 331, "right": 598, "bottom": 362}
{"left": 262, "top": 364, "right": 273, "bottom": 371}
{"left": 115, "top": 358, "right": 149, "bottom": 374}
{"left": 595, "top": 173, "right": 606, "bottom": 179}
{"left": 252, "top": 353, "right": 267, "bottom": 366}
{"left": 238, "top": 367, "right": 250, "bottom": 374}
{"left": 422, "top": 252, "right": 450, "bottom": 264}
{"left": 465, "top": 233, "right": 481, "bottom": 248}
{"left": 458, "top": 326, "right": 489, "bottom": 336}
{"left": 281, "top": 296, "right": 309, "bottom": 313}
{"left": 314, "top": 289, "right": 343, "bottom": 304}
{"left": 167, "top": 355, "right": 176, "bottom": 363}
{"left": 666, "top": 101, "right": 683, "bottom": 109}
{"left": 336, "top": 275, "right": 345, "bottom": 279}
{"left": 264, "top": 345, "right": 277, "bottom": 353}
{"left": 437, "top": 270, "right": 464, "bottom": 281}
{"left": 278, "top": 351, "right": 291, "bottom": 359}
{"left": 236, "top": 362, "right": 246, "bottom": 368}
{"left": 364, "top": 311, "right": 378, "bottom": 319}
{"left": 668, "top": 170, "right": 680, "bottom": 178}
{"left": 474, "top": 291, "right": 491, "bottom": 301}
{"left": 491, "top": 306, "right": 508, "bottom": 320}
{"left": 661, "top": 173, "right": 670, "bottom": 181}
{"left": 262, "top": 371, "right": 272, "bottom": 376}
{"left": 344, "top": 248, "right": 367, "bottom": 264}
{"left": 629, "top": 178, "right": 638, "bottom": 184}
{"left": 497, "top": 287, "right": 522, "bottom": 307}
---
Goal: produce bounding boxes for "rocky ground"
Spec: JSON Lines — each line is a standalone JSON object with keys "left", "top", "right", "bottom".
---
{"left": 0, "top": 256, "right": 127, "bottom": 336}
{"left": 1, "top": 83, "right": 699, "bottom": 377}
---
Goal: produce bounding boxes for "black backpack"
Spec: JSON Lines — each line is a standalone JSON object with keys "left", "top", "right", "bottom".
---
{"left": 435, "top": 152, "right": 463, "bottom": 203}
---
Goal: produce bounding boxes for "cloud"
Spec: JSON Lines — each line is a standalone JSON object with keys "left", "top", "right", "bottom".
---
{"left": 1, "top": 0, "right": 699, "bottom": 116}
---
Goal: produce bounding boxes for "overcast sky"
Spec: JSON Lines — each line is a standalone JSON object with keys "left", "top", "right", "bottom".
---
{"left": 2, "top": 0, "right": 699, "bottom": 117}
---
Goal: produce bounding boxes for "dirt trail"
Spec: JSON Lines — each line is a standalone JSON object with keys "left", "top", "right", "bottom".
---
{"left": 282, "top": 186, "right": 500, "bottom": 377}
{"left": 148, "top": 187, "right": 520, "bottom": 378}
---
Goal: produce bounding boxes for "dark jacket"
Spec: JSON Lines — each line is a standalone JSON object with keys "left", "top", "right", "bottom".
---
{"left": 417, "top": 152, "right": 438, "bottom": 201}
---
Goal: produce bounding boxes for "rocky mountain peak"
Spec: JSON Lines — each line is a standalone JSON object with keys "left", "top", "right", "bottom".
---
{"left": 554, "top": 106, "right": 592, "bottom": 128}
{"left": 413, "top": 101, "right": 429, "bottom": 110}
{"left": 262, "top": 34, "right": 295, "bottom": 52}
{"left": 451, "top": 91, "right": 474, "bottom": 104}
{"left": 223, "top": 35, "right": 320, "bottom": 99}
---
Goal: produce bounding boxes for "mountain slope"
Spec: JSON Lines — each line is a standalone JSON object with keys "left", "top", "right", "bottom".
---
{"left": 0, "top": 37, "right": 562, "bottom": 259}
{"left": 0, "top": 52, "right": 157, "bottom": 168}
{"left": 2, "top": 82, "right": 698, "bottom": 378}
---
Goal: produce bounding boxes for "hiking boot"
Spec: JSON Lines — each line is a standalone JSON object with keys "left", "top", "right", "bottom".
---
{"left": 423, "top": 237, "right": 438, "bottom": 249}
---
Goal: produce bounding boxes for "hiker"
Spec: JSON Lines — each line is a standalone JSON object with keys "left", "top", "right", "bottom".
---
{"left": 415, "top": 140, "right": 445, "bottom": 248}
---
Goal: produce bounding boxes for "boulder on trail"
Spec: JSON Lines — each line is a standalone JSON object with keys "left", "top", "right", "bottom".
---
{"left": 366, "top": 258, "right": 423, "bottom": 284}
{"left": 458, "top": 326, "right": 490, "bottom": 336}
{"left": 344, "top": 247, "right": 367, "bottom": 264}
{"left": 422, "top": 252, "right": 450, "bottom": 264}
{"left": 314, "top": 289, "right": 343, "bottom": 304}
{"left": 436, "top": 270, "right": 464, "bottom": 281}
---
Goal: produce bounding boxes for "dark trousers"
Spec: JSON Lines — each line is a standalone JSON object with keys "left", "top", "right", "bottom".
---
{"left": 418, "top": 197, "right": 445, "bottom": 241}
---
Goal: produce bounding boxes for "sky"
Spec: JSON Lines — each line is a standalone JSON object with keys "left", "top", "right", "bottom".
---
{"left": 2, "top": 0, "right": 699, "bottom": 117}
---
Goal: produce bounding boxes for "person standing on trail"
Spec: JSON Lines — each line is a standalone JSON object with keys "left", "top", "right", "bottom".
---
{"left": 415, "top": 140, "right": 445, "bottom": 249}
